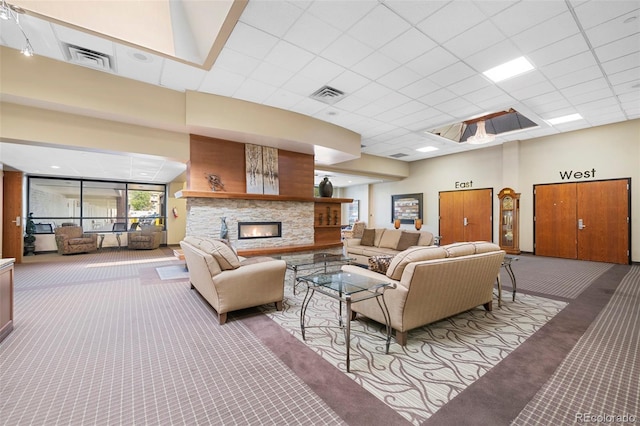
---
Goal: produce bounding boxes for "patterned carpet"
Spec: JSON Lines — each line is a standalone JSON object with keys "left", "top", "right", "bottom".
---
{"left": 264, "top": 277, "right": 567, "bottom": 425}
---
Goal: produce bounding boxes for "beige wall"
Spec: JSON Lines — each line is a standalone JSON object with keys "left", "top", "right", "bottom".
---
{"left": 365, "top": 119, "right": 640, "bottom": 262}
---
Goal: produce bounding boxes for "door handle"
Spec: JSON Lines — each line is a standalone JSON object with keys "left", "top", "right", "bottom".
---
{"left": 578, "top": 218, "right": 586, "bottom": 230}
{"left": 463, "top": 217, "right": 468, "bottom": 226}
{"left": 11, "top": 216, "right": 21, "bottom": 226}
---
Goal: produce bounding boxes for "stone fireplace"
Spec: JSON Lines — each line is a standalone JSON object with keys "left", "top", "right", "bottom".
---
{"left": 185, "top": 197, "right": 315, "bottom": 251}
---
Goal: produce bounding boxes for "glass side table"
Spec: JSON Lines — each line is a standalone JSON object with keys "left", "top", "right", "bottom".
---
{"left": 497, "top": 255, "right": 518, "bottom": 307}
{"left": 297, "top": 271, "right": 395, "bottom": 372}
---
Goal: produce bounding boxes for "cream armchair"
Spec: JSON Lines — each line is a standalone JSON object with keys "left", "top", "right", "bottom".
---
{"left": 180, "top": 236, "right": 286, "bottom": 324}
{"left": 54, "top": 225, "right": 98, "bottom": 255}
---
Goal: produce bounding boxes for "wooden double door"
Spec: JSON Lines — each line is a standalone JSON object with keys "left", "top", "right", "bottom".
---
{"left": 534, "top": 179, "right": 630, "bottom": 264}
{"left": 439, "top": 189, "right": 493, "bottom": 245}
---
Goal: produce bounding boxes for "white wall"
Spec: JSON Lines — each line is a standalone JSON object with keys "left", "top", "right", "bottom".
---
{"left": 362, "top": 119, "right": 640, "bottom": 262}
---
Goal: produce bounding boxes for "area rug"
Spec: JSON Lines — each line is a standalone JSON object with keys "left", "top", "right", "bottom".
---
{"left": 155, "top": 264, "right": 189, "bottom": 280}
{"left": 264, "top": 282, "right": 567, "bottom": 425}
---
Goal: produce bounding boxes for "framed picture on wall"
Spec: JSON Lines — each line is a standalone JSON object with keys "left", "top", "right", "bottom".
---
{"left": 347, "top": 200, "right": 359, "bottom": 225}
{"left": 392, "top": 193, "right": 423, "bottom": 224}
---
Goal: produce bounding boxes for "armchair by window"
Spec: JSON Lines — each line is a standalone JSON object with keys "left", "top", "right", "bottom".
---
{"left": 54, "top": 226, "right": 98, "bottom": 255}
{"left": 128, "top": 225, "right": 164, "bottom": 250}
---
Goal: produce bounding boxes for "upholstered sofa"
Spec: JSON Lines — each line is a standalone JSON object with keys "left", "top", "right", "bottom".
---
{"left": 180, "top": 236, "right": 286, "bottom": 325}
{"left": 54, "top": 225, "right": 98, "bottom": 255}
{"left": 343, "top": 227, "right": 435, "bottom": 265}
{"left": 341, "top": 241, "right": 505, "bottom": 345}
{"left": 128, "top": 225, "right": 164, "bottom": 250}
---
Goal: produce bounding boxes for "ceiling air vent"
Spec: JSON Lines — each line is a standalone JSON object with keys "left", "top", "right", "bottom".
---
{"left": 61, "top": 43, "right": 115, "bottom": 72}
{"left": 389, "top": 153, "right": 408, "bottom": 158}
{"left": 310, "top": 85, "right": 346, "bottom": 105}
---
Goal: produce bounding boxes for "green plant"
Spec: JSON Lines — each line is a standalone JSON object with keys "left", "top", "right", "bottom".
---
{"left": 24, "top": 212, "right": 36, "bottom": 244}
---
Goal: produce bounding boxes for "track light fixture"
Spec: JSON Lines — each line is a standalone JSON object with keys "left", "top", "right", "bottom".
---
{"left": 0, "top": 0, "right": 34, "bottom": 57}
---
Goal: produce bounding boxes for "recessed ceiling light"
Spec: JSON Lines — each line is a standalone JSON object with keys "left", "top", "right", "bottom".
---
{"left": 50, "top": 165, "right": 60, "bottom": 169}
{"left": 416, "top": 146, "right": 438, "bottom": 153}
{"left": 483, "top": 56, "right": 535, "bottom": 83}
{"left": 546, "top": 113, "right": 583, "bottom": 125}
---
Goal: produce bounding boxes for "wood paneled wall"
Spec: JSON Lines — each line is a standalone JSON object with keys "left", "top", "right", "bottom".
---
{"left": 188, "top": 134, "right": 314, "bottom": 197}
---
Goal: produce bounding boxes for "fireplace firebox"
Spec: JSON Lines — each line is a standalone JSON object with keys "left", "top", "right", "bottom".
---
{"left": 238, "top": 222, "right": 282, "bottom": 239}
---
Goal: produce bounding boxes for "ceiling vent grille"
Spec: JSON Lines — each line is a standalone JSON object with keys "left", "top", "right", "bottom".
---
{"left": 389, "top": 153, "right": 408, "bottom": 158}
{"left": 61, "top": 43, "right": 115, "bottom": 72}
{"left": 310, "top": 85, "right": 346, "bottom": 105}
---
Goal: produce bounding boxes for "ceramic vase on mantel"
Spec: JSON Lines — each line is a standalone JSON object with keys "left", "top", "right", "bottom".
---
{"left": 318, "top": 176, "right": 333, "bottom": 198}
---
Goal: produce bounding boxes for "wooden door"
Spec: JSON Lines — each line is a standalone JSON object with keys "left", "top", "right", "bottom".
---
{"left": 463, "top": 188, "right": 492, "bottom": 242}
{"left": 534, "top": 183, "right": 577, "bottom": 259}
{"left": 439, "top": 191, "right": 464, "bottom": 245}
{"left": 534, "top": 180, "right": 629, "bottom": 264}
{"left": 439, "top": 189, "right": 492, "bottom": 245}
{"left": 577, "top": 180, "right": 629, "bottom": 264}
{"left": 2, "top": 171, "right": 23, "bottom": 263}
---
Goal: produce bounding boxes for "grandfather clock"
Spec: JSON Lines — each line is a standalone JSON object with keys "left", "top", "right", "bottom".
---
{"left": 498, "top": 188, "right": 520, "bottom": 254}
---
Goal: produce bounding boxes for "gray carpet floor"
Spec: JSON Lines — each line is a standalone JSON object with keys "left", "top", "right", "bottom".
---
{"left": 1, "top": 248, "right": 637, "bottom": 425}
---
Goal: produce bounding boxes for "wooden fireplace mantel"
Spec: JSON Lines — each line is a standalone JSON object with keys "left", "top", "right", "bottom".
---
{"left": 175, "top": 190, "right": 352, "bottom": 204}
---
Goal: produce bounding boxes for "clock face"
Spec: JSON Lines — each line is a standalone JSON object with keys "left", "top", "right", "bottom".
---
{"left": 503, "top": 196, "right": 513, "bottom": 209}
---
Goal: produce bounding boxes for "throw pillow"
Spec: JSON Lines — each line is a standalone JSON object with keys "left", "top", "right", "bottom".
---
{"left": 378, "top": 229, "right": 403, "bottom": 249}
{"left": 368, "top": 255, "right": 394, "bottom": 274}
{"left": 396, "top": 231, "right": 421, "bottom": 251}
{"left": 360, "top": 228, "right": 376, "bottom": 246}
{"left": 184, "top": 236, "right": 240, "bottom": 270}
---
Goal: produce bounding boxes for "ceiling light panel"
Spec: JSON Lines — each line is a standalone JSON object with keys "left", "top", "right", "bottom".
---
{"left": 483, "top": 56, "right": 535, "bottom": 82}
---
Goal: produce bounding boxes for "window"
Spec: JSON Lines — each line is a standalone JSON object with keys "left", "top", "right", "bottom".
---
{"left": 27, "top": 177, "right": 166, "bottom": 232}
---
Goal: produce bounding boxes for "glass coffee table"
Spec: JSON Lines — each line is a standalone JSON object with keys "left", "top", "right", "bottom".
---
{"left": 297, "top": 271, "right": 396, "bottom": 372}
{"left": 280, "top": 252, "right": 354, "bottom": 295}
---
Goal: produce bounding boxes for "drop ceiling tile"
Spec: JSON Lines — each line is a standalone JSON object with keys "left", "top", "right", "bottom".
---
{"left": 290, "top": 97, "right": 329, "bottom": 116}
{"left": 351, "top": 51, "right": 400, "bottom": 80}
{"left": 601, "top": 52, "right": 640, "bottom": 74}
{"left": 306, "top": 0, "right": 377, "bottom": 32}
{"left": 160, "top": 60, "right": 207, "bottom": 91}
{"left": 416, "top": 1, "right": 487, "bottom": 44}
{"left": 328, "top": 70, "right": 370, "bottom": 93}
{"left": 264, "top": 41, "right": 315, "bottom": 73}
{"left": 492, "top": 0, "right": 569, "bottom": 37}
{"left": 384, "top": 0, "right": 448, "bottom": 25}
{"left": 240, "top": 1, "right": 304, "bottom": 37}
{"left": 584, "top": 10, "right": 640, "bottom": 48}
{"left": 298, "top": 56, "right": 346, "bottom": 83}
{"left": 573, "top": 0, "right": 640, "bottom": 29}
{"left": 285, "top": 73, "right": 328, "bottom": 97}
{"left": 420, "top": 88, "right": 458, "bottom": 106}
{"left": 115, "top": 45, "right": 163, "bottom": 86}
{"left": 320, "top": 34, "right": 374, "bottom": 68}
{"left": 233, "top": 78, "right": 278, "bottom": 104}
{"left": 473, "top": 93, "right": 519, "bottom": 111}
{"left": 595, "top": 34, "right": 640, "bottom": 62}
{"left": 351, "top": 81, "right": 393, "bottom": 102}
{"left": 551, "top": 66, "right": 605, "bottom": 90}
{"left": 464, "top": 39, "right": 524, "bottom": 72}
{"left": 398, "top": 77, "right": 441, "bottom": 99}
{"left": 511, "top": 12, "right": 579, "bottom": 54}
{"left": 527, "top": 34, "right": 590, "bottom": 68}
{"left": 406, "top": 46, "right": 458, "bottom": 76}
{"left": 379, "top": 28, "right": 437, "bottom": 64}
{"left": 224, "top": 22, "right": 279, "bottom": 60}
{"left": 283, "top": 12, "right": 342, "bottom": 54}
{"left": 507, "top": 80, "right": 557, "bottom": 102}
{"left": 561, "top": 77, "right": 611, "bottom": 98}
{"left": 332, "top": 93, "right": 371, "bottom": 111}
{"left": 213, "top": 48, "right": 261, "bottom": 77}
{"left": 197, "top": 67, "right": 245, "bottom": 97}
{"left": 249, "top": 61, "right": 295, "bottom": 87}
{"left": 377, "top": 66, "right": 423, "bottom": 90}
{"left": 473, "top": 0, "right": 515, "bottom": 17}
{"left": 347, "top": 4, "right": 411, "bottom": 49}
{"left": 539, "top": 51, "right": 598, "bottom": 80}
{"left": 444, "top": 20, "right": 506, "bottom": 59}
{"left": 463, "top": 84, "right": 510, "bottom": 104}
{"left": 428, "top": 62, "right": 476, "bottom": 87}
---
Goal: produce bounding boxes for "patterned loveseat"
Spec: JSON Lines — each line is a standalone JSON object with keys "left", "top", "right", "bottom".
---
{"left": 54, "top": 225, "right": 98, "bottom": 255}
{"left": 128, "top": 225, "right": 164, "bottom": 250}
{"left": 343, "top": 228, "right": 435, "bottom": 266}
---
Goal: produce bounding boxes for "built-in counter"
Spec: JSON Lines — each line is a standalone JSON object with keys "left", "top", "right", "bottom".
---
{"left": 0, "top": 258, "right": 15, "bottom": 343}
